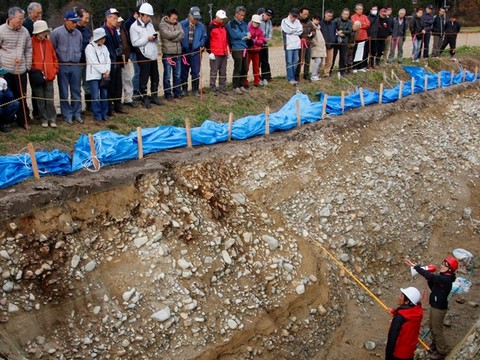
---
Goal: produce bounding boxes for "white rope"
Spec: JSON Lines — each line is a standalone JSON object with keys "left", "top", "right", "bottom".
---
{"left": 81, "top": 133, "right": 104, "bottom": 173}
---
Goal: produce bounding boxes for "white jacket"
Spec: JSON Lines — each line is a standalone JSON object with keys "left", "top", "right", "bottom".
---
{"left": 281, "top": 17, "right": 303, "bottom": 50}
{"left": 130, "top": 19, "right": 160, "bottom": 60}
{"left": 85, "top": 42, "right": 111, "bottom": 81}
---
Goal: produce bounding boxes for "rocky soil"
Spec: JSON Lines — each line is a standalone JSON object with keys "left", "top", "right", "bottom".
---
{"left": 0, "top": 86, "right": 479, "bottom": 359}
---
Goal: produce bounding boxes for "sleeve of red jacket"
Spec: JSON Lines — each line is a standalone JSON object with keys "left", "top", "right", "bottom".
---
{"left": 386, "top": 312, "right": 406, "bottom": 360}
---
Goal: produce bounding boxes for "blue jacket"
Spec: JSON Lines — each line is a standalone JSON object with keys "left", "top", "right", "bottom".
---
{"left": 0, "top": 87, "right": 19, "bottom": 123}
{"left": 226, "top": 18, "right": 249, "bottom": 50}
{"left": 180, "top": 19, "right": 208, "bottom": 52}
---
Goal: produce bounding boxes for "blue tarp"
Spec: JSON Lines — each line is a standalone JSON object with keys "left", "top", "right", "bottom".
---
{"left": 1, "top": 66, "right": 478, "bottom": 189}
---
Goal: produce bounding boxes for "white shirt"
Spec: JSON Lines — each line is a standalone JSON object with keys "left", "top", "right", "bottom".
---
{"left": 85, "top": 42, "right": 111, "bottom": 81}
{"left": 281, "top": 17, "right": 303, "bottom": 50}
{"left": 129, "top": 19, "right": 160, "bottom": 60}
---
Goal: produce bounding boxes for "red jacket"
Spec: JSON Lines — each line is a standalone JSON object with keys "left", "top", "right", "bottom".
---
{"left": 31, "top": 37, "right": 59, "bottom": 81}
{"left": 386, "top": 304, "right": 423, "bottom": 360}
{"left": 351, "top": 13, "right": 370, "bottom": 41}
{"left": 207, "top": 20, "right": 229, "bottom": 56}
{"left": 247, "top": 23, "right": 265, "bottom": 52}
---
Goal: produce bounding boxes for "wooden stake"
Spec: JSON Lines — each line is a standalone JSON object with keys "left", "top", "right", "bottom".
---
{"left": 322, "top": 94, "right": 328, "bottom": 119}
{"left": 475, "top": 66, "right": 478, "bottom": 79}
{"left": 411, "top": 77, "right": 416, "bottom": 94}
{"left": 265, "top": 106, "right": 270, "bottom": 135}
{"left": 296, "top": 99, "right": 301, "bottom": 127}
{"left": 424, "top": 75, "right": 428, "bottom": 91}
{"left": 383, "top": 71, "right": 387, "bottom": 82}
{"left": 399, "top": 81, "right": 403, "bottom": 99}
{"left": 379, "top": 83, "right": 384, "bottom": 104}
{"left": 462, "top": 70, "right": 466, "bottom": 82}
{"left": 88, "top": 133, "right": 100, "bottom": 171}
{"left": 185, "top": 118, "right": 192, "bottom": 148}
{"left": 136, "top": 127, "right": 143, "bottom": 159}
{"left": 341, "top": 91, "right": 345, "bottom": 114}
{"left": 437, "top": 72, "right": 442, "bottom": 89}
{"left": 450, "top": 70, "right": 455, "bottom": 85}
{"left": 27, "top": 143, "right": 40, "bottom": 180}
{"left": 228, "top": 112, "right": 233, "bottom": 141}
{"left": 359, "top": 87, "right": 364, "bottom": 107}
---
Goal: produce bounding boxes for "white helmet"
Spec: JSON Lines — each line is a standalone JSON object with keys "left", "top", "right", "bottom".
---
{"left": 401, "top": 287, "right": 421, "bottom": 305}
{"left": 139, "top": 3, "right": 154, "bottom": 16}
{"left": 251, "top": 14, "right": 262, "bottom": 23}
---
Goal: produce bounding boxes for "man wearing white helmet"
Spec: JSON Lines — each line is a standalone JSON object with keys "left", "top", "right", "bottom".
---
{"left": 130, "top": 2, "right": 162, "bottom": 108}
{"left": 386, "top": 286, "right": 423, "bottom": 360}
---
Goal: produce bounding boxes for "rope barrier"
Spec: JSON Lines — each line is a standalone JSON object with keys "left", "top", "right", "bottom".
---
{"left": 307, "top": 234, "right": 430, "bottom": 351}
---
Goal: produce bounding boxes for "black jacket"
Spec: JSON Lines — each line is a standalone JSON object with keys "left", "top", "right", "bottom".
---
{"left": 432, "top": 14, "right": 446, "bottom": 36}
{"left": 414, "top": 265, "right": 456, "bottom": 310}
{"left": 320, "top": 19, "right": 336, "bottom": 49}
{"left": 333, "top": 17, "right": 352, "bottom": 44}
{"left": 376, "top": 16, "right": 391, "bottom": 39}
{"left": 102, "top": 24, "right": 124, "bottom": 69}
{"left": 444, "top": 20, "right": 461, "bottom": 36}
{"left": 390, "top": 16, "right": 407, "bottom": 38}
{"left": 410, "top": 15, "right": 425, "bottom": 37}
{"left": 367, "top": 14, "right": 379, "bottom": 37}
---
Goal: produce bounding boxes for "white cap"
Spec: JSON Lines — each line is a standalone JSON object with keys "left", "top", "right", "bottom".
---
{"left": 401, "top": 287, "right": 421, "bottom": 305}
{"left": 216, "top": 10, "right": 227, "bottom": 19}
{"left": 251, "top": 14, "right": 262, "bottom": 23}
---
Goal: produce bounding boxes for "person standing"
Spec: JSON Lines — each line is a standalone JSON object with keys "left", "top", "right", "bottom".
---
{"left": 333, "top": 8, "right": 352, "bottom": 76}
{"left": 23, "top": 2, "right": 42, "bottom": 36}
{"left": 385, "top": 287, "right": 423, "bottom": 360}
{"left": 159, "top": 8, "right": 184, "bottom": 101}
{"left": 281, "top": 8, "right": 303, "bottom": 85}
{"left": 350, "top": 4, "right": 370, "bottom": 72}
{"left": 76, "top": 8, "right": 92, "bottom": 112}
{"left": 295, "top": 7, "right": 315, "bottom": 81}
{"left": 124, "top": 7, "right": 141, "bottom": 100}
{"left": 206, "top": 10, "right": 229, "bottom": 95}
{"left": 432, "top": 7, "right": 447, "bottom": 57}
{"left": 116, "top": 16, "right": 136, "bottom": 108}
{"left": 51, "top": 11, "right": 82, "bottom": 124}
{"left": 440, "top": 15, "right": 461, "bottom": 57}
{"left": 383, "top": 5, "right": 393, "bottom": 57}
{"left": 180, "top": 6, "right": 207, "bottom": 97}
{"left": 405, "top": 257, "right": 458, "bottom": 360}
{"left": 410, "top": 8, "right": 426, "bottom": 61}
{"left": 258, "top": 8, "right": 273, "bottom": 85}
{"left": 422, "top": 5, "right": 435, "bottom": 59}
{"left": 130, "top": 2, "right": 162, "bottom": 108}
{"left": 310, "top": 14, "right": 326, "bottom": 81}
{"left": 320, "top": 10, "right": 335, "bottom": 77}
{"left": 0, "top": 7, "right": 32, "bottom": 129}
{"left": 244, "top": 14, "right": 265, "bottom": 87}
{"left": 346, "top": 20, "right": 361, "bottom": 74}
{"left": 31, "top": 20, "right": 58, "bottom": 128}
{"left": 367, "top": 5, "right": 379, "bottom": 69}
{"left": 371, "top": 8, "right": 390, "bottom": 66}
{"left": 85, "top": 28, "right": 111, "bottom": 122}
{"left": 102, "top": 8, "right": 127, "bottom": 115}
{"left": 388, "top": 9, "right": 407, "bottom": 64}
{"left": 226, "top": 6, "right": 250, "bottom": 94}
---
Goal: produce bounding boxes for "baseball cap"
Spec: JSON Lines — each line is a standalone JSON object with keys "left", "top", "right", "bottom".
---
{"left": 190, "top": 6, "right": 202, "bottom": 19}
{"left": 290, "top": 8, "right": 299, "bottom": 16}
{"left": 216, "top": 10, "right": 227, "bottom": 19}
{"left": 426, "top": 4, "right": 434, "bottom": 9}
{"left": 105, "top": 8, "right": 120, "bottom": 17}
{"left": 265, "top": 8, "right": 273, "bottom": 16}
{"left": 0, "top": 67, "right": 8, "bottom": 75}
{"left": 64, "top": 11, "right": 81, "bottom": 22}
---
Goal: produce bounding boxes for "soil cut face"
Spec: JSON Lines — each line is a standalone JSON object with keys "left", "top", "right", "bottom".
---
{"left": 0, "top": 84, "right": 479, "bottom": 360}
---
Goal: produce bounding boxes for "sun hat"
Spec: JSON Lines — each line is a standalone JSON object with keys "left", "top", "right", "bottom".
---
{"left": 32, "top": 20, "right": 51, "bottom": 35}
{"left": 92, "top": 28, "right": 107, "bottom": 42}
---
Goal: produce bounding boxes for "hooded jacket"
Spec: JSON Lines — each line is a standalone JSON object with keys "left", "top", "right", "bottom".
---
{"left": 247, "top": 23, "right": 265, "bottom": 52}
{"left": 414, "top": 265, "right": 456, "bottom": 310}
{"left": 281, "top": 16, "right": 303, "bottom": 50}
{"left": 386, "top": 304, "right": 423, "bottom": 360}
{"left": 206, "top": 20, "right": 229, "bottom": 56}
{"left": 159, "top": 16, "right": 184, "bottom": 55}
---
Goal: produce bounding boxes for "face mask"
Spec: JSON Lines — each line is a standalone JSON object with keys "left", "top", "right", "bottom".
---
{"left": 371, "top": 10, "right": 378, "bottom": 15}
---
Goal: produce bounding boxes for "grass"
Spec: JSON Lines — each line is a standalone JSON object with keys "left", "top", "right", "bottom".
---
{"left": 1, "top": 48, "right": 479, "bottom": 156}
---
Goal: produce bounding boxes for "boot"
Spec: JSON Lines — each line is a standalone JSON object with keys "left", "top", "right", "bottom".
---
{"left": 180, "top": 84, "right": 188, "bottom": 97}
{"left": 141, "top": 96, "right": 151, "bottom": 109}
{"left": 192, "top": 79, "right": 200, "bottom": 97}
{"left": 85, "top": 94, "right": 92, "bottom": 111}
{"left": 150, "top": 95, "right": 163, "bottom": 106}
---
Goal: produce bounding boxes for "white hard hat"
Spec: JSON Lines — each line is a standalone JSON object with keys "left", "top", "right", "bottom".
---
{"left": 251, "top": 14, "right": 262, "bottom": 23}
{"left": 401, "top": 287, "right": 421, "bottom": 305}
{"left": 139, "top": 3, "right": 154, "bottom": 16}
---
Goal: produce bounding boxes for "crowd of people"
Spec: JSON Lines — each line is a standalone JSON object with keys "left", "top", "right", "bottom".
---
{"left": 0, "top": 2, "right": 463, "bottom": 132}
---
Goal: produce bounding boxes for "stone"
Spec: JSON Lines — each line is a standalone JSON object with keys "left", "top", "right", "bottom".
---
{"left": 121, "top": 339, "right": 130, "bottom": 347}
{"left": 2, "top": 281, "right": 14, "bottom": 293}
{"left": 177, "top": 259, "right": 191, "bottom": 269}
{"left": 317, "top": 305, "right": 327, "bottom": 316}
{"left": 365, "top": 156, "right": 374, "bottom": 164}
{"left": 8, "top": 303, "right": 19, "bottom": 313}
{"left": 261, "top": 235, "right": 279, "bottom": 250}
{"left": 295, "top": 284, "right": 305, "bottom": 295}
{"left": 232, "top": 193, "right": 246, "bottom": 205}
{"left": 151, "top": 307, "right": 171, "bottom": 322}
{"left": 71, "top": 255, "right": 81, "bottom": 269}
{"left": 123, "top": 288, "right": 136, "bottom": 302}
{"left": 222, "top": 250, "right": 232, "bottom": 265}
{"left": 134, "top": 236, "right": 148, "bottom": 248}
{"left": 0, "top": 250, "right": 10, "bottom": 260}
{"left": 364, "top": 341, "right": 376, "bottom": 350}
{"left": 85, "top": 260, "right": 97, "bottom": 272}
{"left": 319, "top": 207, "right": 331, "bottom": 218}
{"left": 227, "top": 319, "right": 238, "bottom": 329}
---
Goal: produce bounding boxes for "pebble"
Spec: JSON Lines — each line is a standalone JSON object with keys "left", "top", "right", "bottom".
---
{"left": 2, "top": 281, "right": 14, "bottom": 293}
{"left": 71, "top": 255, "right": 81, "bottom": 269}
{"left": 134, "top": 236, "right": 148, "bottom": 248}
{"left": 295, "top": 284, "right": 305, "bottom": 295}
{"left": 231, "top": 193, "right": 246, "bottom": 205}
{"left": 8, "top": 303, "right": 19, "bottom": 313}
{"left": 222, "top": 250, "right": 232, "bottom": 265}
{"left": 123, "top": 288, "right": 136, "bottom": 302}
{"left": 227, "top": 319, "right": 238, "bottom": 329}
{"left": 261, "top": 235, "right": 279, "bottom": 250}
{"left": 151, "top": 307, "right": 171, "bottom": 322}
{"left": 319, "top": 207, "right": 331, "bottom": 218}
{"left": 364, "top": 341, "right": 376, "bottom": 350}
{"left": 85, "top": 260, "right": 97, "bottom": 272}
{"left": 0, "top": 250, "right": 10, "bottom": 260}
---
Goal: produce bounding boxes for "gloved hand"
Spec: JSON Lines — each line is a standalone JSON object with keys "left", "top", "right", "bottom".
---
{"left": 0, "top": 78, "right": 7, "bottom": 92}
{"left": 227, "top": 53, "right": 232, "bottom": 59}
{"left": 209, "top": 53, "right": 216, "bottom": 61}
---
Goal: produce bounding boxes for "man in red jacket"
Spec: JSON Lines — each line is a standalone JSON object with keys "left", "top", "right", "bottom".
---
{"left": 386, "top": 286, "right": 423, "bottom": 360}
{"left": 350, "top": 3, "right": 370, "bottom": 72}
{"left": 207, "top": 10, "right": 229, "bottom": 95}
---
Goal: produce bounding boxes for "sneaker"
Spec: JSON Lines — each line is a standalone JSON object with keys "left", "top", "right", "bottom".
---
{"left": 64, "top": 118, "right": 73, "bottom": 125}
{"left": 74, "top": 117, "right": 84, "bottom": 124}
{"left": 192, "top": 90, "right": 200, "bottom": 97}
{"left": 261, "top": 79, "right": 268, "bottom": 86}
{"left": 240, "top": 86, "right": 248, "bottom": 93}
{"left": 289, "top": 80, "right": 298, "bottom": 85}
{"left": 353, "top": 70, "right": 358, "bottom": 74}
{"left": 359, "top": 68, "right": 367, "bottom": 72}
{"left": 233, "top": 87, "right": 243, "bottom": 95}
{"left": 311, "top": 75, "right": 320, "bottom": 81}
{"left": 41, "top": 121, "right": 48, "bottom": 128}
{"left": 218, "top": 88, "right": 227, "bottom": 95}
{"left": 50, "top": 121, "right": 57, "bottom": 128}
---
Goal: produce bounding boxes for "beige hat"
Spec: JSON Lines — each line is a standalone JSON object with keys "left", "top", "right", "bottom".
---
{"left": 92, "top": 28, "right": 107, "bottom": 42}
{"left": 32, "top": 20, "right": 51, "bottom": 35}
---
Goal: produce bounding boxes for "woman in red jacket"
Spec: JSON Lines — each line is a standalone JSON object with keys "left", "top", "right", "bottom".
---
{"left": 31, "top": 20, "right": 59, "bottom": 128}
{"left": 244, "top": 14, "right": 265, "bottom": 88}
{"left": 386, "top": 287, "right": 423, "bottom": 360}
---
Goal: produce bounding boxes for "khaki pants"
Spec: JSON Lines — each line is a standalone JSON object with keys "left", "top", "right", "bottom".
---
{"left": 323, "top": 48, "right": 334, "bottom": 77}
{"left": 430, "top": 307, "right": 448, "bottom": 354}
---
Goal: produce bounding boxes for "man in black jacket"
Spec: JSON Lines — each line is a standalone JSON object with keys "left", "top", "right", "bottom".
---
{"left": 320, "top": 9, "right": 335, "bottom": 77}
{"left": 332, "top": 8, "right": 352, "bottom": 76}
{"left": 422, "top": 4, "right": 435, "bottom": 58}
{"left": 410, "top": 8, "right": 425, "bottom": 61}
{"left": 440, "top": 14, "right": 461, "bottom": 57}
{"left": 405, "top": 257, "right": 458, "bottom": 360}
{"left": 367, "top": 5, "right": 379, "bottom": 68}
{"left": 431, "top": 7, "right": 446, "bottom": 57}
{"left": 371, "top": 8, "right": 390, "bottom": 66}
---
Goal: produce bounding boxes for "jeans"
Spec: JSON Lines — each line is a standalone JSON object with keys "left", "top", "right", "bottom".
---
{"left": 162, "top": 54, "right": 181, "bottom": 98}
{"left": 311, "top": 57, "right": 324, "bottom": 77}
{"left": 210, "top": 55, "right": 227, "bottom": 90}
{"left": 88, "top": 79, "right": 109, "bottom": 121}
{"left": 31, "top": 80, "right": 56, "bottom": 122}
{"left": 57, "top": 64, "right": 81, "bottom": 121}
{"left": 130, "top": 52, "right": 140, "bottom": 93}
{"left": 285, "top": 49, "right": 299, "bottom": 82}
{"left": 412, "top": 37, "right": 423, "bottom": 60}
{"left": 181, "top": 51, "right": 201, "bottom": 92}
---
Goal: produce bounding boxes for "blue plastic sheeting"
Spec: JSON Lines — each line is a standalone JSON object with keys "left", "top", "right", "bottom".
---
{"left": 0, "top": 150, "right": 71, "bottom": 189}
{"left": 1, "top": 66, "right": 478, "bottom": 189}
